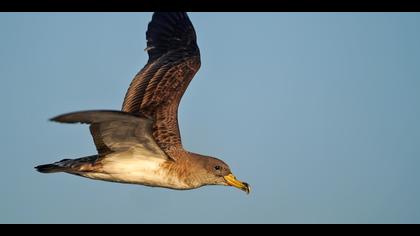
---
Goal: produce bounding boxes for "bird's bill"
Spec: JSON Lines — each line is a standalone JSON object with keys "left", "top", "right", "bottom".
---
{"left": 224, "top": 174, "right": 251, "bottom": 194}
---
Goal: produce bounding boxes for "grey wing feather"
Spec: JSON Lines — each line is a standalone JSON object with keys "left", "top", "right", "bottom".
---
{"left": 90, "top": 123, "right": 113, "bottom": 156}
{"left": 51, "top": 110, "right": 170, "bottom": 160}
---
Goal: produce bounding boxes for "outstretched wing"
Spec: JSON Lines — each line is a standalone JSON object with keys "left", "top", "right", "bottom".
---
{"left": 50, "top": 110, "right": 169, "bottom": 160}
{"left": 122, "top": 12, "right": 201, "bottom": 160}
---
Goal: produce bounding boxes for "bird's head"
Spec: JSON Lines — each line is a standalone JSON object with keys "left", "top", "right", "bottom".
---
{"left": 192, "top": 154, "right": 251, "bottom": 194}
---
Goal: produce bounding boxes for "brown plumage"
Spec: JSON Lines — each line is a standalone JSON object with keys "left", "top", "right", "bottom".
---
{"left": 35, "top": 12, "right": 250, "bottom": 194}
{"left": 122, "top": 13, "right": 201, "bottom": 159}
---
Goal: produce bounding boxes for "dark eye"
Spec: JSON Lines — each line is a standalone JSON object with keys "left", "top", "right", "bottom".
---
{"left": 214, "top": 166, "right": 221, "bottom": 171}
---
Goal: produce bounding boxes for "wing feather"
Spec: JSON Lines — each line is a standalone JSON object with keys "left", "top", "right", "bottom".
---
{"left": 122, "top": 12, "right": 200, "bottom": 160}
{"left": 51, "top": 110, "right": 170, "bottom": 160}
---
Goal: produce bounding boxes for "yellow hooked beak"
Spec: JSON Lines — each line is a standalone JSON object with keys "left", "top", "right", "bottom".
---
{"left": 224, "top": 174, "right": 251, "bottom": 194}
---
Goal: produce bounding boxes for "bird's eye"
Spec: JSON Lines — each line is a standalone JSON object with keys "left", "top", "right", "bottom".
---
{"left": 214, "top": 166, "right": 221, "bottom": 171}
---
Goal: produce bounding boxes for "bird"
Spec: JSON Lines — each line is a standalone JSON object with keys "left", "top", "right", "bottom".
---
{"left": 35, "top": 12, "right": 250, "bottom": 194}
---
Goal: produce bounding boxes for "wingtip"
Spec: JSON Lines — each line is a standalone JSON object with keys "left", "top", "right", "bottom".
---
{"left": 146, "top": 12, "right": 198, "bottom": 63}
{"left": 49, "top": 115, "right": 61, "bottom": 123}
{"left": 49, "top": 113, "right": 75, "bottom": 123}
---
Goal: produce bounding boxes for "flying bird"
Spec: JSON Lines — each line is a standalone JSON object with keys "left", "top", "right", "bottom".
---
{"left": 35, "top": 12, "right": 250, "bottom": 194}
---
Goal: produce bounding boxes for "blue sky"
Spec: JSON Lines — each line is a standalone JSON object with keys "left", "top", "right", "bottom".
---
{"left": 1, "top": 13, "right": 420, "bottom": 223}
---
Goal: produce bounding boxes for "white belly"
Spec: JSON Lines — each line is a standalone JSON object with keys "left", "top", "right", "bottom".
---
{"left": 80, "top": 150, "right": 190, "bottom": 189}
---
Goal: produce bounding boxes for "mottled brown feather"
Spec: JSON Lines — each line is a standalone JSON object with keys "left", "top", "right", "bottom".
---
{"left": 121, "top": 12, "right": 201, "bottom": 161}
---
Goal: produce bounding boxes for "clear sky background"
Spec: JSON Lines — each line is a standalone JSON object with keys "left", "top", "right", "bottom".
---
{"left": 1, "top": 13, "right": 420, "bottom": 224}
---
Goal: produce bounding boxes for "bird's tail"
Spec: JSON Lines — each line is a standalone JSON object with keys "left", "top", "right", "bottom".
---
{"left": 35, "top": 163, "right": 66, "bottom": 173}
{"left": 35, "top": 155, "right": 98, "bottom": 174}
